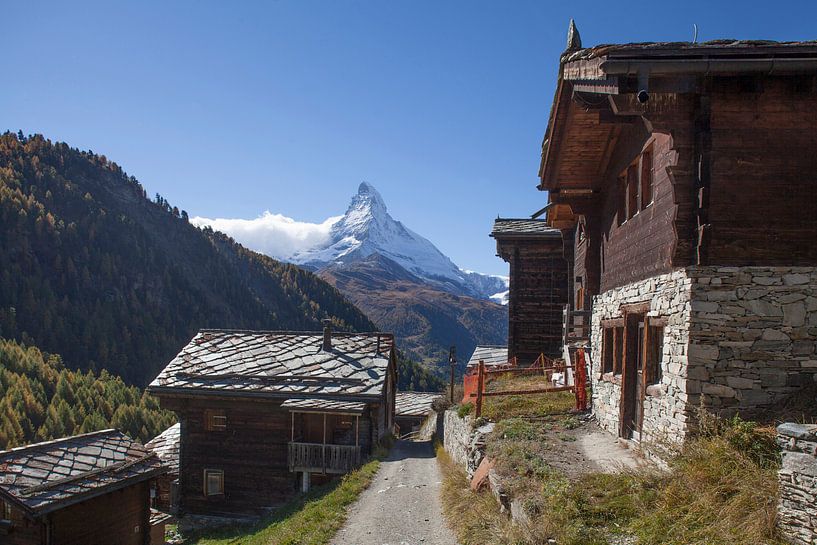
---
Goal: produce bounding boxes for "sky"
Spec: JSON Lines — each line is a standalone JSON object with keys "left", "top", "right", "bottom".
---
{"left": 4, "top": 1, "right": 817, "bottom": 275}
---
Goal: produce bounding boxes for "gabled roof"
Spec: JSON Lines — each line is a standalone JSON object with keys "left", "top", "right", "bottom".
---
{"left": 0, "top": 430, "right": 165, "bottom": 516}
{"left": 466, "top": 345, "right": 509, "bottom": 368}
{"left": 148, "top": 329, "right": 394, "bottom": 401}
{"left": 491, "top": 218, "right": 562, "bottom": 238}
{"left": 395, "top": 392, "right": 442, "bottom": 417}
{"left": 145, "top": 423, "right": 180, "bottom": 477}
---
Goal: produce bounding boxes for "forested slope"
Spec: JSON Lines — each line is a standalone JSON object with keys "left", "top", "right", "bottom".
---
{"left": 0, "top": 132, "right": 438, "bottom": 391}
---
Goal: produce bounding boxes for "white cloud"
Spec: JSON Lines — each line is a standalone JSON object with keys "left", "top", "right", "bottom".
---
{"left": 191, "top": 211, "right": 341, "bottom": 261}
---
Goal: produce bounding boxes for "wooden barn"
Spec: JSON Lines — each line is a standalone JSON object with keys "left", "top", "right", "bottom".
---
{"left": 0, "top": 430, "right": 165, "bottom": 545}
{"left": 147, "top": 322, "right": 397, "bottom": 517}
{"left": 491, "top": 219, "right": 569, "bottom": 363}
{"left": 539, "top": 22, "right": 817, "bottom": 448}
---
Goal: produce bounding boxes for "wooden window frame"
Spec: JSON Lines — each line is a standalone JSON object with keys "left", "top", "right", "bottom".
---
{"left": 640, "top": 147, "right": 653, "bottom": 210}
{"left": 626, "top": 164, "right": 639, "bottom": 220}
{"left": 601, "top": 327, "right": 614, "bottom": 374}
{"left": 205, "top": 410, "right": 227, "bottom": 431}
{"left": 203, "top": 469, "right": 224, "bottom": 496}
{"left": 2, "top": 500, "right": 12, "bottom": 521}
{"left": 644, "top": 324, "right": 664, "bottom": 387}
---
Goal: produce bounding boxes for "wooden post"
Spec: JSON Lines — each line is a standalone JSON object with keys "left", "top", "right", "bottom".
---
{"left": 355, "top": 415, "right": 359, "bottom": 447}
{"left": 291, "top": 412, "right": 294, "bottom": 442}
{"left": 475, "top": 360, "right": 485, "bottom": 417}
{"left": 449, "top": 345, "right": 456, "bottom": 404}
{"left": 322, "top": 413, "right": 327, "bottom": 474}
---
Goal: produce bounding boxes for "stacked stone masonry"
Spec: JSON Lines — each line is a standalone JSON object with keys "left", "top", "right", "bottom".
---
{"left": 777, "top": 423, "right": 817, "bottom": 545}
{"left": 591, "top": 266, "right": 817, "bottom": 447}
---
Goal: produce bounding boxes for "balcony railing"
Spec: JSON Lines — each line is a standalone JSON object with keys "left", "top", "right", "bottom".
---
{"left": 288, "top": 442, "right": 362, "bottom": 475}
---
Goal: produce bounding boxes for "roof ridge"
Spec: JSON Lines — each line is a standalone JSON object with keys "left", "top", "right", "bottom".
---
{"left": 0, "top": 429, "right": 121, "bottom": 457}
{"left": 196, "top": 328, "right": 393, "bottom": 338}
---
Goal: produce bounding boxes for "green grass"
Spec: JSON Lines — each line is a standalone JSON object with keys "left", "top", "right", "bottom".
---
{"left": 481, "top": 374, "right": 579, "bottom": 420}
{"left": 188, "top": 447, "right": 386, "bottom": 545}
{"left": 440, "top": 401, "right": 786, "bottom": 545}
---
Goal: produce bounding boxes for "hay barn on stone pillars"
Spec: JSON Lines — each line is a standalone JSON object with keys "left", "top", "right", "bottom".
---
{"left": 538, "top": 21, "right": 817, "bottom": 449}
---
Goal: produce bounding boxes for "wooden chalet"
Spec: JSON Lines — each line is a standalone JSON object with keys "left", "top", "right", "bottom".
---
{"left": 394, "top": 392, "right": 442, "bottom": 435}
{"left": 491, "top": 219, "right": 569, "bottom": 362}
{"left": 539, "top": 22, "right": 817, "bottom": 448}
{"left": 147, "top": 322, "right": 397, "bottom": 516}
{"left": 0, "top": 430, "right": 165, "bottom": 545}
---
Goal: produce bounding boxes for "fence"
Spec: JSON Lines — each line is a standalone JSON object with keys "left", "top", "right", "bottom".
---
{"left": 463, "top": 349, "right": 589, "bottom": 417}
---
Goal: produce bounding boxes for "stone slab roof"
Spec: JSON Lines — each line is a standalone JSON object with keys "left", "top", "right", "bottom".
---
{"left": 563, "top": 39, "right": 817, "bottom": 63}
{"left": 466, "top": 345, "right": 509, "bottom": 368}
{"left": 145, "top": 423, "right": 180, "bottom": 477}
{"left": 395, "top": 392, "right": 442, "bottom": 417}
{"left": 280, "top": 398, "right": 368, "bottom": 415}
{"left": 491, "top": 219, "right": 562, "bottom": 238}
{"left": 148, "top": 330, "right": 394, "bottom": 400}
{"left": 0, "top": 429, "right": 165, "bottom": 516}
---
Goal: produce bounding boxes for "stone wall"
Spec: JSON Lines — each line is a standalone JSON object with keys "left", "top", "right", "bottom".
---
{"left": 591, "top": 269, "right": 693, "bottom": 443}
{"left": 688, "top": 267, "right": 817, "bottom": 414}
{"left": 590, "top": 266, "right": 817, "bottom": 449}
{"left": 777, "top": 423, "right": 817, "bottom": 545}
{"left": 442, "top": 410, "right": 493, "bottom": 477}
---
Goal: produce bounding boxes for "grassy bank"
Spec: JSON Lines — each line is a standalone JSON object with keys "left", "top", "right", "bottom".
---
{"left": 441, "top": 386, "right": 786, "bottom": 545}
{"left": 189, "top": 447, "right": 387, "bottom": 545}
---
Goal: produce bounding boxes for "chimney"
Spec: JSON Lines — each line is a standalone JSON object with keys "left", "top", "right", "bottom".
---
{"left": 322, "top": 319, "right": 332, "bottom": 351}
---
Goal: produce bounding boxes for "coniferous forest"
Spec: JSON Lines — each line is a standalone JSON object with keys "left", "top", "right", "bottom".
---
{"left": 0, "top": 132, "right": 443, "bottom": 447}
{"left": 0, "top": 337, "right": 175, "bottom": 449}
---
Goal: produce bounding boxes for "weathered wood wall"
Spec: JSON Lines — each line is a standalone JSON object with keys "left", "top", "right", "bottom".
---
{"left": 2, "top": 504, "right": 43, "bottom": 545}
{"left": 707, "top": 77, "right": 817, "bottom": 264}
{"left": 50, "top": 481, "right": 150, "bottom": 545}
{"left": 497, "top": 236, "right": 568, "bottom": 362}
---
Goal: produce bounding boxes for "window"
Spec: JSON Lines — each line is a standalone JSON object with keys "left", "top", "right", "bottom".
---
{"left": 626, "top": 164, "right": 638, "bottom": 220}
{"left": 203, "top": 469, "right": 224, "bottom": 496}
{"left": 2, "top": 500, "right": 12, "bottom": 520}
{"left": 601, "top": 321, "right": 625, "bottom": 376}
{"left": 644, "top": 322, "right": 664, "bottom": 386}
{"left": 617, "top": 145, "right": 654, "bottom": 223}
{"left": 205, "top": 410, "right": 227, "bottom": 431}
{"left": 640, "top": 148, "right": 653, "bottom": 210}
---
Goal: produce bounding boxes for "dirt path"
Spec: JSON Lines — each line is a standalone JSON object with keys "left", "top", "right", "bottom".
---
{"left": 331, "top": 439, "right": 458, "bottom": 545}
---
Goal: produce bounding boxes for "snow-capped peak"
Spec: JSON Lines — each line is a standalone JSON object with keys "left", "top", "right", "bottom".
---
{"left": 194, "top": 182, "right": 509, "bottom": 302}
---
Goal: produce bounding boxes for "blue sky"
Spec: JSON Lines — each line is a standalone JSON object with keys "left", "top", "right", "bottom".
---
{"left": 4, "top": 1, "right": 816, "bottom": 275}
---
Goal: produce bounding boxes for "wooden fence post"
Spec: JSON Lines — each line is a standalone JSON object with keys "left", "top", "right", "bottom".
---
{"left": 475, "top": 360, "right": 485, "bottom": 417}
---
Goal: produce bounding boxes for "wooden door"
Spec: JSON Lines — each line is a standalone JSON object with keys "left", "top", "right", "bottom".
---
{"left": 619, "top": 313, "right": 644, "bottom": 440}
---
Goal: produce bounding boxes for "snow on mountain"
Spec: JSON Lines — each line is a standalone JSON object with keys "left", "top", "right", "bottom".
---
{"left": 193, "top": 182, "right": 507, "bottom": 302}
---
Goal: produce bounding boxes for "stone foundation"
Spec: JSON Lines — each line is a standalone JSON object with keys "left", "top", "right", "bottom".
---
{"left": 443, "top": 409, "right": 493, "bottom": 477}
{"left": 777, "top": 423, "right": 817, "bottom": 545}
{"left": 591, "top": 266, "right": 817, "bottom": 449}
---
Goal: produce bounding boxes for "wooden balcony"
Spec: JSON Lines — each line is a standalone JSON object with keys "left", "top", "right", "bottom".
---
{"left": 288, "top": 442, "right": 362, "bottom": 475}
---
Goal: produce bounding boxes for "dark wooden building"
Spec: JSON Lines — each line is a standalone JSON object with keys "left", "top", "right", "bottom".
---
{"left": 491, "top": 219, "right": 569, "bottom": 363}
{"left": 148, "top": 323, "right": 397, "bottom": 517}
{"left": 0, "top": 430, "right": 165, "bottom": 545}
{"left": 539, "top": 23, "right": 817, "bottom": 448}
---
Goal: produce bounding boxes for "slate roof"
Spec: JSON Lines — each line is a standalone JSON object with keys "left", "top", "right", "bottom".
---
{"left": 148, "top": 329, "right": 394, "bottom": 400}
{"left": 145, "top": 423, "right": 180, "bottom": 477}
{"left": 280, "top": 398, "right": 368, "bottom": 415}
{"left": 395, "top": 392, "right": 442, "bottom": 417}
{"left": 466, "top": 345, "right": 509, "bottom": 368}
{"left": 491, "top": 219, "right": 562, "bottom": 238}
{"left": 0, "top": 430, "right": 165, "bottom": 515}
{"left": 563, "top": 39, "right": 817, "bottom": 63}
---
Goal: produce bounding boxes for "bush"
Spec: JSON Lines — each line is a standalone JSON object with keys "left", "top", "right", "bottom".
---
{"left": 457, "top": 403, "right": 473, "bottom": 418}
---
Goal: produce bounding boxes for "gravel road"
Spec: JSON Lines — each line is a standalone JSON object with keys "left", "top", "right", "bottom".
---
{"left": 331, "top": 439, "right": 458, "bottom": 545}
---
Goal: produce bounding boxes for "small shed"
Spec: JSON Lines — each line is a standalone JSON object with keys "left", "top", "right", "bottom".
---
{"left": 145, "top": 423, "right": 180, "bottom": 513}
{"left": 466, "top": 345, "right": 510, "bottom": 371}
{"left": 0, "top": 429, "right": 165, "bottom": 545}
{"left": 394, "top": 392, "right": 443, "bottom": 436}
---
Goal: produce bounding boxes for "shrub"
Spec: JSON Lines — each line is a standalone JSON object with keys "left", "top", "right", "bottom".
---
{"left": 457, "top": 403, "right": 473, "bottom": 418}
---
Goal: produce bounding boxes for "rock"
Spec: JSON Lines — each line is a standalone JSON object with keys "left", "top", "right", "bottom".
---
{"left": 783, "top": 273, "right": 811, "bottom": 286}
